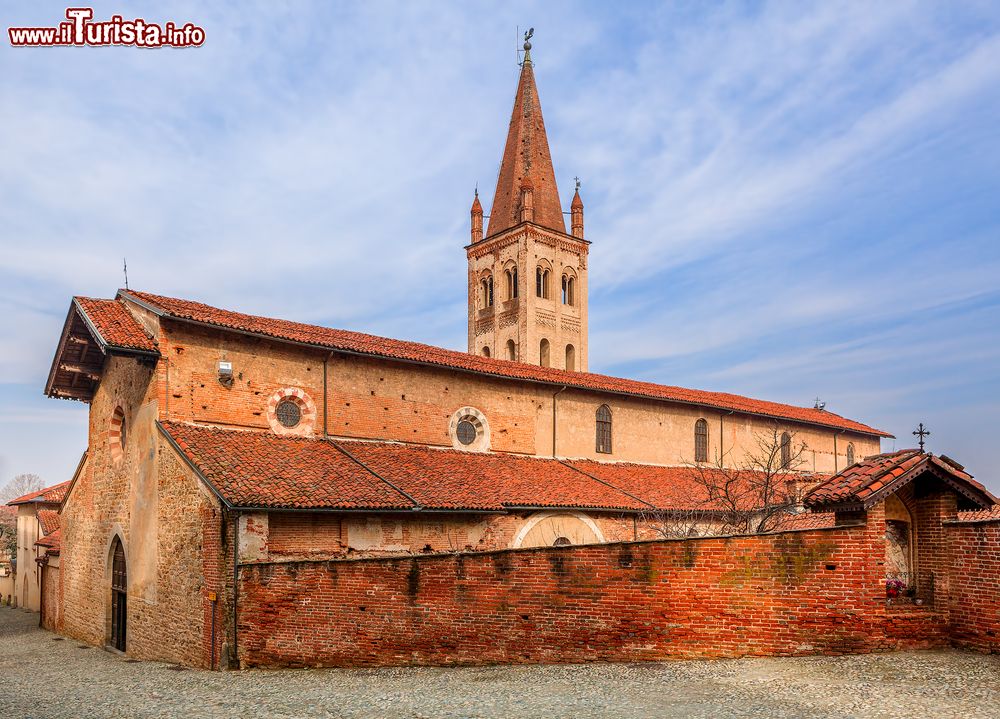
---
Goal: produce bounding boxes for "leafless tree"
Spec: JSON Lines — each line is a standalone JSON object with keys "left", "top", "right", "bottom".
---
{"left": 642, "top": 426, "right": 811, "bottom": 538}
{"left": 0, "top": 473, "right": 44, "bottom": 505}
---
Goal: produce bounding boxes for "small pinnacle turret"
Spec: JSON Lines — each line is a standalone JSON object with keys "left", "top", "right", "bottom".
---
{"left": 571, "top": 180, "right": 584, "bottom": 239}
{"left": 470, "top": 189, "right": 483, "bottom": 244}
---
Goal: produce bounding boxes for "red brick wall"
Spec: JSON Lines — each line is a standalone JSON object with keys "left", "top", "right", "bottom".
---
{"left": 948, "top": 520, "right": 1000, "bottom": 652}
{"left": 40, "top": 564, "right": 61, "bottom": 632}
{"left": 235, "top": 521, "right": 944, "bottom": 669}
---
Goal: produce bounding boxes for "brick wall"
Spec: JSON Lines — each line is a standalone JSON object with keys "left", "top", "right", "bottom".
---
{"left": 948, "top": 519, "right": 1000, "bottom": 652}
{"left": 235, "top": 519, "right": 944, "bottom": 669}
{"left": 151, "top": 316, "right": 876, "bottom": 471}
{"left": 60, "top": 354, "right": 227, "bottom": 667}
{"left": 40, "top": 563, "right": 61, "bottom": 632}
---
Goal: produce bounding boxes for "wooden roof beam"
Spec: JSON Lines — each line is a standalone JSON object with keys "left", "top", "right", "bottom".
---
{"left": 59, "top": 363, "right": 101, "bottom": 382}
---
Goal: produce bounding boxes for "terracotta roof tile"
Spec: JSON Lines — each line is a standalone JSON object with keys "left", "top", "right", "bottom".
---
{"left": 37, "top": 509, "right": 60, "bottom": 536}
{"left": 7, "top": 481, "right": 70, "bottom": 506}
{"left": 75, "top": 297, "right": 157, "bottom": 352}
{"left": 160, "top": 422, "right": 413, "bottom": 510}
{"left": 35, "top": 528, "right": 61, "bottom": 552}
{"left": 160, "top": 421, "right": 811, "bottom": 514}
{"left": 951, "top": 506, "right": 1000, "bottom": 524}
{"left": 806, "top": 450, "right": 995, "bottom": 509}
{"left": 124, "top": 290, "right": 890, "bottom": 438}
{"left": 773, "top": 512, "right": 839, "bottom": 531}
{"left": 340, "top": 441, "right": 648, "bottom": 512}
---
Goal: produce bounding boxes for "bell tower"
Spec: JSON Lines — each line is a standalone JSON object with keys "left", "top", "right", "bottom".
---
{"left": 466, "top": 35, "right": 589, "bottom": 371}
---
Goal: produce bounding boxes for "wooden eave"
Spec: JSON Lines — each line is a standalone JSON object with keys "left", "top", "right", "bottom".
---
{"left": 44, "top": 300, "right": 160, "bottom": 403}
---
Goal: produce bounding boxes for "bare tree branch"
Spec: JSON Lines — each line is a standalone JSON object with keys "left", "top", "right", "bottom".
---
{"left": 641, "top": 426, "right": 812, "bottom": 538}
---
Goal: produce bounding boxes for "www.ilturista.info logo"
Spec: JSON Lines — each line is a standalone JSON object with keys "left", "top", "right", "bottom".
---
{"left": 8, "top": 8, "right": 205, "bottom": 48}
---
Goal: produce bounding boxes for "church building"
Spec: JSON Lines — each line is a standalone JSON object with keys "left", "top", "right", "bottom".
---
{"left": 37, "top": 42, "right": 1000, "bottom": 669}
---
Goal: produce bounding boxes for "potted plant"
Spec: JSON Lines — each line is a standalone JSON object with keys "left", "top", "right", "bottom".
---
{"left": 886, "top": 578, "right": 906, "bottom": 599}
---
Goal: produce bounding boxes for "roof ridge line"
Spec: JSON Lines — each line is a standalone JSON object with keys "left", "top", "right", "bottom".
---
{"left": 329, "top": 439, "right": 423, "bottom": 510}
{"left": 558, "top": 459, "right": 657, "bottom": 510}
{"left": 117, "top": 289, "right": 892, "bottom": 438}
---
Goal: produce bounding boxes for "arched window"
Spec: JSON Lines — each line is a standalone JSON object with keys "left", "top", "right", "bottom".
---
{"left": 596, "top": 405, "right": 612, "bottom": 453}
{"left": 480, "top": 276, "right": 494, "bottom": 309}
{"left": 846, "top": 443, "right": 855, "bottom": 467}
{"left": 539, "top": 338, "right": 550, "bottom": 367}
{"left": 694, "top": 418, "right": 709, "bottom": 463}
{"left": 109, "top": 536, "right": 127, "bottom": 652}
{"left": 481, "top": 346, "right": 490, "bottom": 358}
{"left": 505, "top": 267, "right": 519, "bottom": 301}
{"left": 536, "top": 267, "right": 550, "bottom": 299}
{"left": 780, "top": 432, "right": 791, "bottom": 468}
{"left": 561, "top": 275, "right": 575, "bottom": 305}
{"left": 506, "top": 339, "right": 516, "bottom": 361}
{"left": 565, "top": 344, "right": 575, "bottom": 371}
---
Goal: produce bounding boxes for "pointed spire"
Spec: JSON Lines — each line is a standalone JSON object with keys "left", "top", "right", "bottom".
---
{"left": 486, "top": 37, "right": 565, "bottom": 238}
{"left": 570, "top": 178, "right": 584, "bottom": 239}
{"left": 470, "top": 187, "right": 483, "bottom": 244}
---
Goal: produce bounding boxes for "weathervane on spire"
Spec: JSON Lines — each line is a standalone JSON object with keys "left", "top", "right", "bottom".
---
{"left": 913, "top": 422, "right": 930, "bottom": 452}
{"left": 574, "top": 176, "right": 581, "bottom": 191}
{"left": 522, "top": 27, "right": 534, "bottom": 64}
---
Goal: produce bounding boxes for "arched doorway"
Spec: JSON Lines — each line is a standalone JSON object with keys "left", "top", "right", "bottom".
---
{"left": 109, "top": 537, "right": 127, "bottom": 652}
{"left": 884, "top": 495, "right": 914, "bottom": 592}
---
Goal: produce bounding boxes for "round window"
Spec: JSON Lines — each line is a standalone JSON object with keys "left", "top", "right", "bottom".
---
{"left": 553, "top": 536, "right": 572, "bottom": 546}
{"left": 275, "top": 399, "right": 301, "bottom": 428}
{"left": 456, "top": 419, "right": 478, "bottom": 445}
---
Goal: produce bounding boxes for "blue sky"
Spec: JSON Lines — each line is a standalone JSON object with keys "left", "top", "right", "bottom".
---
{"left": 2, "top": 1, "right": 999, "bottom": 491}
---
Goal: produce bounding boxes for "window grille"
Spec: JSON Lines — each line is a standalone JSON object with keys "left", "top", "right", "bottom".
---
{"left": 276, "top": 399, "right": 301, "bottom": 428}
{"left": 695, "top": 418, "right": 708, "bottom": 462}
{"left": 596, "top": 405, "right": 612, "bottom": 453}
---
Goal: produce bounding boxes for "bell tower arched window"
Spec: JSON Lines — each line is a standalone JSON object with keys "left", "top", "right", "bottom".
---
{"left": 596, "top": 405, "right": 612, "bottom": 454}
{"left": 561, "top": 275, "right": 575, "bottom": 306}
{"left": 480, "top": 274, "right": 494, "bottom": 309}
{"left": 505, "top": 267, "right": 519, "bottom": 300}
{"left": 535, "top": 267, "right": 550, "bottom": 299}
{"left": 506, "top": 339, "right": 516, "bottom": 361}
{"left": 539, "top": 338, "right": 550, "bottom": 367}
{"left": 694, "top": 418, "right": 709, "bottom": 463}
{"left": 565, "top": 344, "right": 575, "bottom": 371}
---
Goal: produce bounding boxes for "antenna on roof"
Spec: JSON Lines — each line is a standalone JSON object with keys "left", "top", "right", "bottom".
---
{"left": 123, "top": 257, "right": 129, "bottom": 290}
{"left": 813, "top": 397, "right": 826, "bottom": 411}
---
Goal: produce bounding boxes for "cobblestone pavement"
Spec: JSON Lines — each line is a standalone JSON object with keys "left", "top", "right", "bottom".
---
{"left": 3, "top": 607, "right": 999, "bottom": 718}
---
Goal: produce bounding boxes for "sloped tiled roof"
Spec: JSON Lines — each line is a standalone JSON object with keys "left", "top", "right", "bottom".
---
{"left": 160, "top": 422, "right": 413, "bottom": 510}
{"left": 35, "top": 528, "right": 61, "bottom": 553}
{"left": 37, "top": 509, "right": 60, "bottom": 536}
{"left": 340, "top": 441, "right": 649, "bottom": 512}
{"left": 773, "top": 512, "right": 839, "bottom": 531}
{"left": 122, "top": 290, "right": 890, "bottom": 438}
{"left": 159, "top": 421, "right": 809, "bottom": 514}
{"left": 951, "top": 506, "right": 1000, "bottom": 524}
{"left": 7, "top": 481, "right": 70, "bottom": 506}
{"left": 806, "top": 450, "right": 996, "bottom": 509}
{"left": 75, "top": 297, "right": 157, "bottom": 352}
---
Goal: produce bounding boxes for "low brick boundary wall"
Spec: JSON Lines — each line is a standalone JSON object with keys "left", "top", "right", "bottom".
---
{"left": 948, "top": 520, "right": 1000, "bottom": 653}
{"left": 236, "top": 523, "right": 948, "bottom": 668}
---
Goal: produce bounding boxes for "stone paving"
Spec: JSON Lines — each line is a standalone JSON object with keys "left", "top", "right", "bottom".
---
{"left": 2, "top": 606, "right": 999, "bottom": 718}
